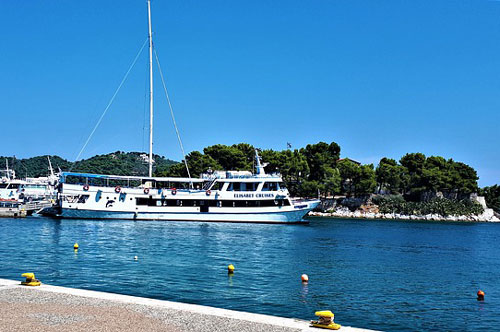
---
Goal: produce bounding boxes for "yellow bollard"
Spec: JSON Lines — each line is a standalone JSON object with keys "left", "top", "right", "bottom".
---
{"left": 310, "top": 310, "right": 341, "bottom": 330}
{"left": 21, "top": 272, "right": 41, "bottom": 286}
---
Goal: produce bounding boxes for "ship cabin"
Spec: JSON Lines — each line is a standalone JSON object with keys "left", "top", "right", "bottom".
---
{"left": 60, "top": 171, "right": 291, "bottom": 210}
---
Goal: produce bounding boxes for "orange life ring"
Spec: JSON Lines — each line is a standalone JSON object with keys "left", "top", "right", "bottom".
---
{"left": 115, "top": 186, "right": 121, "bottom": 193}
{"left": 144, "top": 188, "right": 150, "bottom": 194}
{"left": 83, "top": 184, "right": 90, "bottom": 191}
{"left": 206, "top": 190, "right": 211, "bottom": 196}
{"left": 171, "top": 188, "right": 177, "bottom": 195}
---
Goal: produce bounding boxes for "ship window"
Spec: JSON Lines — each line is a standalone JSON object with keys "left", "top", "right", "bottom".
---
{"left": 227, "top": 183, "right": 242, "bottom": 191}
{"left": 262, "top": 182, "right": 279, "bottom": 191}
{"left": 242, "top": 182, "right": 259, "bottom": 191}
{"left": 216, "top": 199, "right": 289, "bottom": 207}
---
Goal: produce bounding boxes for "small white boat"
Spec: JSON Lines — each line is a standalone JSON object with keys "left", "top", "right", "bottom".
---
{"left": 0, "top": 158, "right": 58, "bottom": 202}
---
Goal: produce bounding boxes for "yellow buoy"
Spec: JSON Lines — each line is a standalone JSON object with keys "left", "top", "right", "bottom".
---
{"left": 228, "top": 264, "right": 235, "bottom": 274}
{"left": 311, "top": 310, "right": 341, "bottom": 330}
{"left": 21, "top": 272, "right": 41, "bottom": 287}
{"left": 73, "top": 242, "right": 79, "bottom": 250}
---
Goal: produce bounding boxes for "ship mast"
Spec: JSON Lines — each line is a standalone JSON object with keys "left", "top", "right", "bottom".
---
{"left": 147, "top": 0, "right": 154, "bottom": 177}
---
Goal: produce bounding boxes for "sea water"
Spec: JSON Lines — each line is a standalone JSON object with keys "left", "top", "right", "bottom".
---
{"left": 0, "top": 216, "right": 498, "bottom": 331}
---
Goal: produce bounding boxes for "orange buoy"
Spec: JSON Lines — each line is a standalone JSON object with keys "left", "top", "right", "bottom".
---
{"left": 477, "top": 290, "right": 485, "bottom": 301}
{"left": 301, "top": 274, "right": 309, "bottom": 283}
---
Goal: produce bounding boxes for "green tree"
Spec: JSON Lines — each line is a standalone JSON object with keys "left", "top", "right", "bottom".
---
{"left": 204, "top": 144, "right": 251, "bottom": 171}
{"left": 356, "top": 164, "right": 377, "bottom": 195}
{"left": 448, "top": 161, "right": 478, "bottom": 195}
{"left": 300, "top": 141, "right": 340, "bottom": 182}
{"left": 400, "top": 153, "right": 426, "bottom": 198}
{"left": 480, "top": 185, "right": 500, "bottom": 213}
{"left": 338, "top": 159, "right": 376, "bottom": 196}
{"left": 338, "top": 159, "right": 359, "bottom": 196}
{"left": 261, "top": 149, "right": 310, "bottom": 196}
{"left": 161, "top": 151, "right": 221, "bottom": 177}
{"left": 376, "top": 157, "right": 404, "bottom": 194}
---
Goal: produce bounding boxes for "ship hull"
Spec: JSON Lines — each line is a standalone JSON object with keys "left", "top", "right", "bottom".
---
{"left": 48, "top": 203, "right": 318, "bottom": 224}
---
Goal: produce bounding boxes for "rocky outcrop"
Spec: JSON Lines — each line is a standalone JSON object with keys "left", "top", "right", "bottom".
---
{"left": 311, "top": 195, "right": 500, "bottom": 222}
{"left": 309, "top": 207, "right": 500, "bottom": 222}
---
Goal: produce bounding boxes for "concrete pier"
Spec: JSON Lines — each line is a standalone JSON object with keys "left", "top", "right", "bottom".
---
{"left": 0, "top": 278, "right": 374, "bottom": 332}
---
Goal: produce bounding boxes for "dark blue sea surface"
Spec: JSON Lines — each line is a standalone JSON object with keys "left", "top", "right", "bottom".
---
{"left": 1, "top": 216, "right": 499, "bottom": 331}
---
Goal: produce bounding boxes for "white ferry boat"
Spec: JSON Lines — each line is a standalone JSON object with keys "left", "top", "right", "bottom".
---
{"left": 0, "top": 159, "right": 58, "bottom": 202}
{"left": 40, "top": 1, "right": 319, "bottom": 223}
{"left": 42, "top": 151, "right": 319, "bottom": 223}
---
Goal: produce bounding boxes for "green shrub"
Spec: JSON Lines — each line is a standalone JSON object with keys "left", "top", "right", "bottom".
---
{"left": 375, "top": 196, "right": 483, "bottom": 216}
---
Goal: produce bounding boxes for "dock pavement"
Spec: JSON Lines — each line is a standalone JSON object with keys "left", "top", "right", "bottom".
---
{"left": 0, "top": 278, "right": 375, "bottom": 332}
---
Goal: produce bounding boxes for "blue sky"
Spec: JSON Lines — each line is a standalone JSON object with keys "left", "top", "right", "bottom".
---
{"left": 1, "top": 0, "right": 499, "bottom": 186}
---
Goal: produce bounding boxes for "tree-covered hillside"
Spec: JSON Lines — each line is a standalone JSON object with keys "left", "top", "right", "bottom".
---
{"left": 0, "top": 152, "right": 177, "bottom": 178}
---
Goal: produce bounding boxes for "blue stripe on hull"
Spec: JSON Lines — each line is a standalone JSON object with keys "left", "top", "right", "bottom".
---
{"left": 58, "top": 208, "right": 312, "bottom": 223}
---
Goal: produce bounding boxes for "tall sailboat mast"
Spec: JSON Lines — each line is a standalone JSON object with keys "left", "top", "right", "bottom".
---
{"left": 147, "top": 0, "right": 154, "bottom": 177}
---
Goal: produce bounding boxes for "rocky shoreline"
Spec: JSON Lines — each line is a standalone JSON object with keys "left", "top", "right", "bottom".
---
{"left": 309, "top": 208, "right": 500, "bottom": 222}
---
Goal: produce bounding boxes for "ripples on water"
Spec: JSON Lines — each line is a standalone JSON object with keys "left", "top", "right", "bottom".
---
{"left": 1, "top": 216, "right": 499, "bottom": 331}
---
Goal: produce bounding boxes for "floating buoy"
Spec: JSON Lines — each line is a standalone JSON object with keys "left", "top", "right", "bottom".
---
{"left": 134, "top": 256, "right": 138, "bottom": 261}
{"left": 310, "top": 310, "right": 341, "bottom": 330}
{"left": 301, "top": 274, "right": 309, "bottom": 283}
{"left": 21, "top": 272, "right": 41, "bottom": 287}
{"left": 228, "top": 264, "right": 235, "bottom": 274}
{"left": 477, "top": 290, "right": 485, "bottom": 301}
{"left": 73, "top": 243, "right": 79, "bottom": 250}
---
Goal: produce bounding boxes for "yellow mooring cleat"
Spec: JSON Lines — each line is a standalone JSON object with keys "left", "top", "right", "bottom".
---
{"left": 21, "top": 273, "right": 41, "bottom": 286}
{"left": 311, "top": 310, "right": 341, "bottom": 330}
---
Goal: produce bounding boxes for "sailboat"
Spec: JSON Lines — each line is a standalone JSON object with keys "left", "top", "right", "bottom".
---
{"left": 41, "top": 0, "right": 320, "bottom": 223}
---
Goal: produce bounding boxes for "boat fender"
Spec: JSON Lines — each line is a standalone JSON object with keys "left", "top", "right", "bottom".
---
{"left": 206, "top": 190, "right": 211, "bottom": 196}
{"left": 95, "top": 190, "right": 102, "bottom": 202}
{"left": 144, "top": 188, "right": 150, "bottom": 194}
{"left": 83, "top": 184, "right": 90, "bottom": 191}
{"left": 115, "top": 186, "right": 121, "bottom": 193}
{"left": 172, "top": 188, "right": 177, "bottom": 195}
